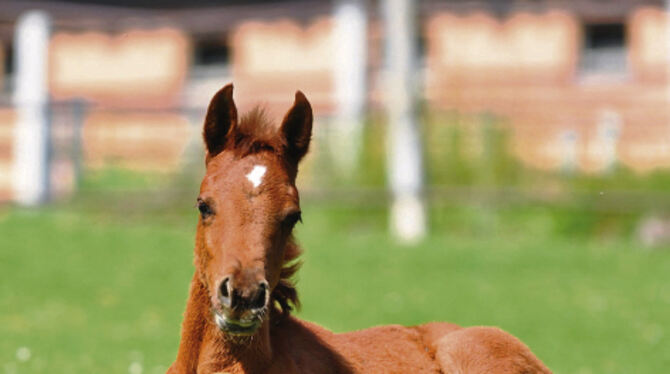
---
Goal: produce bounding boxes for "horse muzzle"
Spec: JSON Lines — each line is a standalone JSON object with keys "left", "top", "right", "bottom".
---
{"left": 212, "top": 275, "right": 269, "bottom": 335}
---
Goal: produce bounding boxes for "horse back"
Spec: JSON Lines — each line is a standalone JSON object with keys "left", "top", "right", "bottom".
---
{"left": 282, "top": 318, "right": 552, "bottom": 374}
{"left": 276, "top": 317, "right": 444, "bottom": 373}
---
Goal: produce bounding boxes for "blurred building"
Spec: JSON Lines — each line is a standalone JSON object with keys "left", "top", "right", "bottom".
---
{"left": 424, "top": 0, "right": 669, "bottom": 174}
{"left": 0, "top": 0, "right": 668, "bottom": 201}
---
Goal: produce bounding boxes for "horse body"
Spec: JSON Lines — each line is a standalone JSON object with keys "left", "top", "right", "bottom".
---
{"left": 167, "top": 84, "right": 551, "bottom": 374}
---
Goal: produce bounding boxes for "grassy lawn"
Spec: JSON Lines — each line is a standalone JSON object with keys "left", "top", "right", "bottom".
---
{"left": 1, "top": 198, "right": 668, "bottom": 374}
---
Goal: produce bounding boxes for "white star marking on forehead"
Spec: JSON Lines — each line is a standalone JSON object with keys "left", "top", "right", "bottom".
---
{"left": 246, "top": 165, "right": 267, "bottom": 188}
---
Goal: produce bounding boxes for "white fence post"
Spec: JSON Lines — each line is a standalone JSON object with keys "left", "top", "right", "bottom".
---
{"left": 330, "top": 0, "right": 368, "bottom": 175}
{"left": 12, "top": 10, "right": 51, "bottom": 206}
{"left": 560, "top": 130, "right": 578, "bottom": 173}
{"left": 382, "top": 0, "right": 426, "bottom": 243}
{"left": 596, "top": 109, "right": 621, "bottom": 172}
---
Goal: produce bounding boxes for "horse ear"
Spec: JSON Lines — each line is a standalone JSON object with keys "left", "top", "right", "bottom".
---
{"left": 203, "top": 84, "right": 237, "bottom": 157}
{"left": 280, "top": 91, "right": 313, "bottom": 163}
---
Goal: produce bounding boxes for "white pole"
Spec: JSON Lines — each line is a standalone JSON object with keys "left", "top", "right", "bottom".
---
{"left": 12, "top": 11, "right": 51, "bottom": 206}
{"left": 382, "top": 0, "right": 426, "bottom": 243}
{"left": 330, "top": 0, "right": 368, "bottom": 175}
{"left": 596, "top": 109, "right": 621, "bottom": 172}
{"left": 560, "top": 130, "right": 578, "bottom": 173}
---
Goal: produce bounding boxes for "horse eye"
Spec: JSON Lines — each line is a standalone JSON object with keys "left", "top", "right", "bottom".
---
{"left": 197, "top": 199, "right": 214, "bottom": 218}
{"left": 283, "top": 211, "right": 302, "bottom": 228}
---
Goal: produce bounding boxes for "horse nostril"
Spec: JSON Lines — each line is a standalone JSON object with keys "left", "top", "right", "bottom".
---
{"left": 251, "top": 282, "right": 268, "bottom": 310}
{"left": 219, "top": 277, "right": 232, "bottom": 307}
{"left": 220, "top": 277, "right": 230, "bottom": 297}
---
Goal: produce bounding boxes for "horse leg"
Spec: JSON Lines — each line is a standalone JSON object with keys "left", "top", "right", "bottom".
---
{"left": 429, "top": 326, "right": 552, "bottom": 374}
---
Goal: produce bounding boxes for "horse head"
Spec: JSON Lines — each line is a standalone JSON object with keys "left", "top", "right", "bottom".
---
{"left": 195, "top": 84, "right": 311, "bottom": 336}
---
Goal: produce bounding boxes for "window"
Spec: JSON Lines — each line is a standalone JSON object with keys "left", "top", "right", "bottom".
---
{"left": 580, "top": 23, "right": 627, "bottom": 76}
{"left": 193, "top": 36, "right": 230, "bottom": 67}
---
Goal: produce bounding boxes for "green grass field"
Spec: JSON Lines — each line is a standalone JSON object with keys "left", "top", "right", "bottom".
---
{"left": 1, "top": 193, "right": 669, "bottom": 374}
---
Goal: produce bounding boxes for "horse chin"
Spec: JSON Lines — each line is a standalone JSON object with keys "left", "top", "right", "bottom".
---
{"left": 213, "top": 311, "right": 263, "bottom": 336}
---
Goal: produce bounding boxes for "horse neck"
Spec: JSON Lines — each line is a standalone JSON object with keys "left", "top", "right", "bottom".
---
{"left": 172, "top": 273, "right": 274, "bottom": 373}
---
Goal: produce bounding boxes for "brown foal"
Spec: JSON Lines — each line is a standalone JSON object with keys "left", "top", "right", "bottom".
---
{"left": 167, "top": 84, "right": 552, "bottom": 374}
